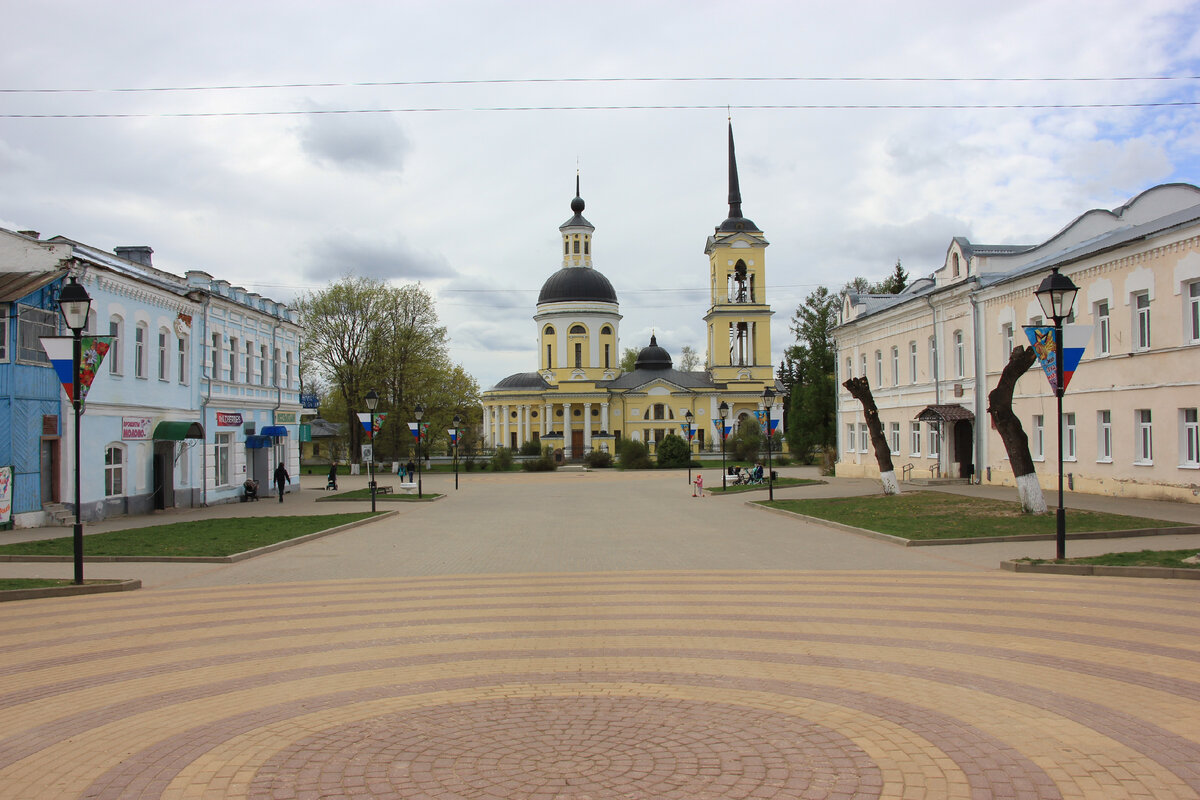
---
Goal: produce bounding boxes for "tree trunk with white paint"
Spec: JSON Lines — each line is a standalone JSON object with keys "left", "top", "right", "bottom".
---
{"left": 842, "top": 376, "right": 901, "bottom": 495}
{"left": 987, "top": 346, "right": 1046, "bottom": 514}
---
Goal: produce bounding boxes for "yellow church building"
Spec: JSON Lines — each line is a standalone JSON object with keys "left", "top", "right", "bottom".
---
{"left": 481, "top": 125, "right": 783, "bottom": 458}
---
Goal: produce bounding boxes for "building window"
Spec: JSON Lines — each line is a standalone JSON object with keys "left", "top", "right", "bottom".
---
{"left": 910, "top": 422, "right": 921, "bottom": 456}
{"left": 1188, "top": 282, "right": 1200, "bottom": 344}
{"left": 228, "top": 337, "right": 238, "bottom": 382}
{"left": 1095, "top": 301, "right": 1110, "bottom": 355}
{"left": 891, "top": 346, "right": 899, "bottom": 385}
{"left": 17, "top": 304, "right": 56, "bottom": 365}
{"left": 1063, "top": 412, "right": 1076, "bottom": 461}
{"left": 1097, "top": 410, "right": 1112, "bottom": 462}
{"left": 285, "top": 351, "right": 293, "bottom": 388}
{"left": 134, "top": 323, "right": 147, "bottom": 378}
{"left": 1002, "top": 323, "right": 1013, "bottom": 360}
{"left": 1135, "top": 409, "right": 1153, "bottom": 464}
{"left": 214, "top": 433, "right": 231, "bottom": 486}
{"left": 874, "top": 351, "right": 882, "bottom": 385}
{"left": 859, "top": 423, "right": 868, "bottom": 453}
{"left": 273, "top": 348, "right": 280, "bottom": 385}
{"left": 245, "top": 341, "right": 254, "bottom": 384}
{"left": 104, "top": 445, "right": 124, "bottom": 496}
{"left": 1032, "top": 415, "right": 1045, "bottom": 460}
{"left": 952, "top": 252, "right": 960, "bottom": 277}
{"left": 0, "top": 307, "right": 8, "bottom": 360}
{"left": 574, "top": 342, "right": 582, "bottom": 368}
{"left": 158, "top": 328, "right": 169, "bottom": 380}
{"left": 1134, "top": 292, "right": 1151, "bottom": 351}
{"left": 909, "top": 341, "right": 917, "bottom": 384}
{"left": 260, "top": 345, "right": 268, "bottom": 386}
{"left": 845, "top": 356, "right": 852, "bottom": 382}
{"left": 928, "top": 336, "right": 937, "bottom": 379}
{"left": 928, "top": 421, "right": 940, "bottom": 458}
{"left": 569, "top": 324, "right": 586, "bottom": 335}
{"left": 860, "top": 354, "right": 867, "bottom": 378}
{"left": 954, "top": 330, "right": 964, "bottom": 378}
{"left": 573, "top": 238, "right": 580, "bottom": 254}
{"left": 1181, "top": 408, "right": 1199, "bottom": 467}
{"left": 889, "top": 422, "right": 900, "bottom": 453}
{"left": 109, "top": 316, "right": 124, "bottom": 374}
{"left": 653, "top": 404, "right": 666, "bottom": 421}
{"left": 211, "top": 333, "right": 221, "bottom": 379}
{"left": 846, "top": 423, "right": 856, "bottom": 452}
{"left": 604, "top": 343, "right": 611, "bottom": 369}
{"left": 178, "top": 335, "right": 188, "bottom": 384}
{"left": 546, "top": 344, "right": 553, "bottom": 369}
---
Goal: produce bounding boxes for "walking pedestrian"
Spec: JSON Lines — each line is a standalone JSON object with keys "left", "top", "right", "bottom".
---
{"left": 274, "top": 461, "right": 290, "bottom": 503}
{"left": 406, "top": 459, "right": 415, "bottom": 482}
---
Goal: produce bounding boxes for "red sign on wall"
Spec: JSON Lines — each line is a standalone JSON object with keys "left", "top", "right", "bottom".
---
{"left": 216, "top": 412, "right": 244, "bottom": 427}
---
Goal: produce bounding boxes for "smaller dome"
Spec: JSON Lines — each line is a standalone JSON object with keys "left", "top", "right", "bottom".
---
{"left": 571, "top": 194, "right": 585, "bottom": 214}
{"left": 716, "top": 215, "right": 760, "bottom": 233}
{"left": 634, "top": 334, "right": 672, "bottom": 370}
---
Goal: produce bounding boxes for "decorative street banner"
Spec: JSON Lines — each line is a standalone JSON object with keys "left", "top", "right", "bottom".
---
{"left": 1024, "top": 324, "right": 1092, "bottom": 392}
{"left": 679, "top": 423, "right": 696, "bottom": 440}
{"left": 40, "top": 336, "right": 113, "bottom": 404}
{"left": 448, "top": 428, "right": 458, "bottom": 444}
{"left": 768, "top": 418, "right": 780, "bottom": 435}
{"left": 711, "top": 419, "right": 733, "bottom": 439}
{"left": 357, "top": 413, "right": 387, "bottom": 435}
{"left": 407, "top": 421, "right": 430, "bottom": 440}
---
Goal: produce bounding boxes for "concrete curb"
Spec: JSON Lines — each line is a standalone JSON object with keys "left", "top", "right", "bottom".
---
{"left": 0, "top": 511, "right": 397, "bottom": 564}
{"left": 1001, "top": 560, "right": 1200, "bottom": 580}
{"left": 0, "top": 578, "right": 142, "bottom": 602}
{"left": 316, "top": 494, "right": 444, "bottom": 503}
{"left": 749, "top": 502, "right": 1200, "bottom": 548}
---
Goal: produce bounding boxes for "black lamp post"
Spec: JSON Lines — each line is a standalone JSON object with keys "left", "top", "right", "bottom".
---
{"left": 58, "top": 276, "right": 91, "bottom": 585}
{"left": 414, "top": 403, "right": 424, "bottom": 499}
{"left": 452, "top": 413, "right": 462, "bottom": 491}
{"left": 1035, "top": 266, "right": 1079, "bottom": 560}
{"left": 684, "top": 410, "right": 694, "bottom": 486}
{"left": 718, "top": 401, "right": 729, "bottom": 490}
{"left": 365, "top": 389, "right": 378, "bottom": 513}
{"left": 762, "top": 386, "right": 775, "bottom": 501}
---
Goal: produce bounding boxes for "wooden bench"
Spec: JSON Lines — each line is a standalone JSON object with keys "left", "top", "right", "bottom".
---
{"left": 368, "top": 482, "right": 393, "bottom": 495}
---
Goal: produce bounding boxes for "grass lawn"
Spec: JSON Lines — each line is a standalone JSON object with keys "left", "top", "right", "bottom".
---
{"left": 761, "top": 491, "right": 1185, "bottom": 540}
{"left": 0, "top": 578, "right": 121, "bottom": 591}
{"left": 318, "top": 488, "right": 442, "bottom": 501}
{"left": 0, "top": 513, "right": 381, "bottom": 558}
{"left": 1023, "top": 549, "right": 1200, "bottom": 568}
{"left": 707, "top": 477, "right": 823, "bottom": 494}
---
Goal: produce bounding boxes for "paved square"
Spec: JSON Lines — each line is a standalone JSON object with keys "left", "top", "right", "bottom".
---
{"left": 1, "top": 469, "right": 1199, "bottom": 799}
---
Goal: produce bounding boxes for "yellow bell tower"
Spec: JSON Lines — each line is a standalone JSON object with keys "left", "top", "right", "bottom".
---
{"left": 704, "top": 122, "right": 773, "bottom": 386}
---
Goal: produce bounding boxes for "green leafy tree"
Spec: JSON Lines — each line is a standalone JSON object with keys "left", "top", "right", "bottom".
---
{"left": 655, "top": 433, "right": 692, "bottom": 468}
{"left": 731, "top": 416, "right": 763, "bottom": 462}
{"left": 785, "top": 286, "right": 838, "bottom": 461}
{"left": 620, "top": 347, "right": 639, "bottom": 372}
{"left": 878, "top": 259, "right": 909, "bottom": 294}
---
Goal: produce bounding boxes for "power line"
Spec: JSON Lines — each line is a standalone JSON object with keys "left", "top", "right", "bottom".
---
{"left": 3, "top": 101, "right": 1197, "bottom": 119}
{"left": 3, "top": 74, "right": 1197, "bottom": 94}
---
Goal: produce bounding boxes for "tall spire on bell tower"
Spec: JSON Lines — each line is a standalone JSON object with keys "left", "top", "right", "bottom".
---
{"left": 727, "top": 121, "right": 743, "bottom": 220}
{"left": 560, "top": 171, "right": 595, "bottom": 268}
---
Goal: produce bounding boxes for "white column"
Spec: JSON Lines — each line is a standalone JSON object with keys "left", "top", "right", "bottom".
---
{"left": 601, "top": 402, "right": 609, "bottom": 433}
{"left": 583, "top": 402, "right": 592, "bottom": 453}
{"left": 563, "top": 402, "right": 572, "bottom": 458}
{"left": 543, "top": 403, "right": 551, "bottom": 436}
{"left": 522, "top": 404, "right": 530, "bottom": 445}
{"left": 501, "top": 404, "right": 509, "bottom": 448}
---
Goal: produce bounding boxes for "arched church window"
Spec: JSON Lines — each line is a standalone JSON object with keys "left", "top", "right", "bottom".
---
{"left": 570, "top": 325, "right": 586, "bottom": 335}
{"left": 600, "top": 326, "right": 612, "bottom": 335}
{"left": 544, "top": 325, "right": 555, "bottom": 336}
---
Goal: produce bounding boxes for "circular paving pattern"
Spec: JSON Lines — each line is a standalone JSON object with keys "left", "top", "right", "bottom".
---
{"left": 0, "top": 571, "right": 1198, "bottom": 799}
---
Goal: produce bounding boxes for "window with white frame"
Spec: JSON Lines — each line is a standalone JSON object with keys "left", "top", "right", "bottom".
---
{"left": 1032, "top": 415, "right": 1045, "bottom": 460}
{"left": 245, "top": 341, "right": 254, "bottom": 384}
{"left": 1134, "top": 292, "right": 1151, "bottom": 351}
{"left": 889, "top": 422, "right": 900, "bottom": 454}
{"left": 845, "top": 356, "right": 852, "bottom": 383}
{"left": 158, "top": 328, "right": 169, "bottom": 381}
{"left": 1001, "top": 323, "right": 1013, "bottom": 360}
{"left": 17, "top": 304, "right": 56, "bottom": 365}
{"left": 211, "top": 333, "right": 220, "bottom": 379}
{"left": 859, "top": 423, "right": 869, "bottom": 453}
{"left": 260, "top": 345, "right": 268, "bottom": 386}
{"left": 1135, "top": 409, "right": 1153, "bottom": 464}
{"left": 875, "top": 350, "right": 882, "bottom": 386}
{"left": 177, "top": 335, "right": 188, "bottom": 384}
{"left": 285, "top": 351, "right": 293, "bottom": 388}
{"left": 1030, "top": 315, "right": 1043, "bottom": 327}
{"left": 273, "top": 348, "right": 280, "bottom": 385}
{"left": 928, "top": 336, "right": 937, "bottom": 378}
{"left": 910, "top": 421, "right": 921, "bottom": 455}
{"left": 927, "top": 421, "right": 940, "bottom": 457}
{"left": 1094, "top": 300, "right": 1110, "bottom": 355}
{"left": 104, "top": 444, "right": 124, "bottom": 496}
{"left": 954, "top": 330, "right": 965, "bottom": 378}
{"left": 860, "top": 354, "right": 867, "bottom": 379}
{"left": 1097, "top": 410, "right": 1112, "bottom": 462}
{"left": 214, "top": 433, "right": 231, "bottom": 486}
{"left": 1188, "top": 281, "right": 1200, "bottom": 344}
{"left": 109, "top": 316, "right": 124, "bottom": 374}
{"left": 134, "top": 322, "right": 147, "bottom": 378}
{"left": 228, "top": 336, "right": 238, "bottom": 382}
{"left": 891, "top": 346, "right": 899, "bottom": 385}
{"left": 909, "top": 341, "right": 917, "bottom": 383}
{"left": 846, "top": 423, "right": 856, "bottom": 452}
{"left": 1181, "top": 408, "right": 1198, "bottom": 468}
{"left": 1063, "top": 412, "right": 1076, "bottom": 461}
{"left": 0, "top": 306, "right": 8, "bottom": 360}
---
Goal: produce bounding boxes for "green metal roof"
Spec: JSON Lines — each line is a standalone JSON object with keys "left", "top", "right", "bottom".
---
{"left": 152, "top": 421, "right": 204, "bottom": 441}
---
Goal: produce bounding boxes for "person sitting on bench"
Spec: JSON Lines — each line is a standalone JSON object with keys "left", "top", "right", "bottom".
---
{"left": 243, "top": 478, "right": 260, "bottom": 501}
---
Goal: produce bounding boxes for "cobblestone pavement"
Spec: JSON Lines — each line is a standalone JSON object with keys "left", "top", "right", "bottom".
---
{"left": 3, "top": 570, "right": 1199, "bottom": 799}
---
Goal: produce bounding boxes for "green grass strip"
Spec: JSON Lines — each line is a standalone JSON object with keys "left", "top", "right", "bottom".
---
{"left": 761, "top": 491, "right": 1183, "bottom": 540}
{"left": 0, "top": 513, "right": 380, "bottom": 558}
{"left": 318, "top": 489, "right": 441, "bottom": 501}
{"left": 706, "top": 478, "right": 822, "bottom": 495}
{"left": 1024, "top": 549, "right": 1200, "bottom": 568}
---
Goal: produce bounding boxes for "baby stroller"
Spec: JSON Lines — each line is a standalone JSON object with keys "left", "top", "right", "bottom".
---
{"left": 326, "top": 474, "right": 338, "bottom": 491}
{"left": 243, "top": 479, "right": 260, "bottom": 501}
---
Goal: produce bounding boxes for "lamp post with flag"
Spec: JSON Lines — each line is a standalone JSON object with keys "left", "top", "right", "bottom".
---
{"left": 717, "top": 401, "right": 729, "bottom": 490}
{"left": 363, "top": 390, "right": 379, "bottom": 513}
{"left": 683, "top": 410, "right": 695, "bottom": 486}
{"left": 55, "top": 278, "right": 93, "bottom": 584}
{"left": 451, "top": 414, "right": 462, "bottom": 491}
{"left": 412, "top": 404, "right": 424, "bottom": 499}
{"left": 762, "top": 387, "right": 776, "bottom": 502}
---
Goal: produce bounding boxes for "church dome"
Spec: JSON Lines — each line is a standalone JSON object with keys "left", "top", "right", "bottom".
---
{"left": 538, "top": 267, "right": 618, "bottom": 304}
{"left": 634, "top": 334, "right": 672, "bottom": 370}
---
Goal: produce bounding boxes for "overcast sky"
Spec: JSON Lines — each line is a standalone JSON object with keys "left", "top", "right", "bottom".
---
{"left": 2, "top": 0, "right": 1198, "bottom": 391}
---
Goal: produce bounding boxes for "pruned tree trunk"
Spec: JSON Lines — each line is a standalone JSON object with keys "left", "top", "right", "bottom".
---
{"left": 987, "top": 346, "right": 1046, "bottom": 513}
{"left": 842, "top": 376, "right": 900, "bottom": 495}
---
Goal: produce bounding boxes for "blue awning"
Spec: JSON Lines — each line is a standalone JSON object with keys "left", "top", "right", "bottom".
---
{"left": 261, "top": 425, "right": 288, "bottom": 437}
{"left": 245, "top": 435, "right": 271, "bottom": 449}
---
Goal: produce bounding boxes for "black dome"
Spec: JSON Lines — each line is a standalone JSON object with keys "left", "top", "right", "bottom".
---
{"left": 492, "top": 372, "right": 549, "bottom": 391}
{"left": 716, "top": 216, "right": 760, "bottom": 233}
{"left": 538, "top": 267, "right": 618, "bottom": 304}
{"left": 634, "top": 334, "right": 672, "bottom": 370}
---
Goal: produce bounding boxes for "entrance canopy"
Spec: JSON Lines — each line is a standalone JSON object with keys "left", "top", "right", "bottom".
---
{"left": 261, "top": 425, "right": 288, "bottom": 438}
{"left": 245, "top": 435, "right": 272, "bottom": 449}
{"left": 152, "top": 421, "right": 205, "bottom": 441}
{"left": 914, "top": 404, "right": 974, "bottom": 423}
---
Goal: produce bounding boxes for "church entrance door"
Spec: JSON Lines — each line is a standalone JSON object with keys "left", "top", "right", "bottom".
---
{"left": 571, "top": 430, "right": 584, "bottom": 459}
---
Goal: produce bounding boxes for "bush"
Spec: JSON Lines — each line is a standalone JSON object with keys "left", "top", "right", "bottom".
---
{"left": 489, "top": 447, "right": 514, "bottom": 471}
{"left": 730, "top": 418, "right": 762, "bottom": 462}
{"left": 774, "top": 455, "right": 791, "bottom": 467}
{"left": 618, "top": 439, "right": 652, "bottom": 470}
{"left": 518, "top": 439, "right": 542, "bottom": 456}
{"left": 583, "top": 449, "right": 613, "bottom": 468}
{"left": 522, "top": 445, "right": 558, "bottom": 472}
{"left": 655, "top": 433, "right": 692, "bottom": 468}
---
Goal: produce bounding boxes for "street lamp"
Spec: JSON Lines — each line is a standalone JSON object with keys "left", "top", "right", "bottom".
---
{"left": 365, "top": 390, "right": 379, "bottom": 513}
{"left": 452, "top": 413, "right": 462, "bottom": 491}
{"left": 718, "top": 401, "right": 729, "bottom": 490}
{"left": 684, "top": 410, "right": 694, "bottom": 486}
{"left": 1035, "top": 266, "right": 1079, "bottom": 559}
{"left": 57, "top": 276, "right": 91, "bottom": 585}
{"left": 762, "top": 386, "right": 775, "bottom": 501}
{"left": 414, "top": 403, "right": 424, "bottom": 499}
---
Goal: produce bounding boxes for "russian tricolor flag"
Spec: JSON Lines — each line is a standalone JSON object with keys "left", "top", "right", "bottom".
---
{"left": 1024, "top": 324, "right": 1092, "bottom": 392}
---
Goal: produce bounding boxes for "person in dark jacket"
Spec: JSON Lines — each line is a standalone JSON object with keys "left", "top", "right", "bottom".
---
{"left": 274, "top": 462, "right": 290, "bottom": 502}
{"left": 327, "top": 462, "right": 338, "bottom": 490}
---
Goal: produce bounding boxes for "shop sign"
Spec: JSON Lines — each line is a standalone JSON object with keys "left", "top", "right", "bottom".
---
{"left": 216, "top": 412, "right": 244, "bottom": 427}
{"left": 274, "top": 411, "right": 298, "bottom": 424}
{"left": 122, "top": 416, "right": 152, "bottom": 440}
